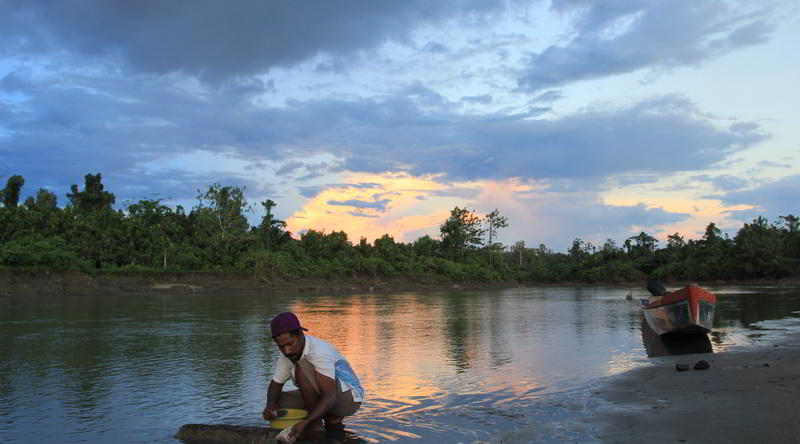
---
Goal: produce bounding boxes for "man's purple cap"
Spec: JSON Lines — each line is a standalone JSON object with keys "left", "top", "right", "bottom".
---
{"left": 270, "top": 312, "right": 307, "bottom": 337}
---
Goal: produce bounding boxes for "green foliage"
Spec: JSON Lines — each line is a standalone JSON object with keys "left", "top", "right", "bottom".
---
{"left": 0, "top": 235, "right": 87, "bottom": 269}
{"left": 67, "top": 174, "right": 116, "bottom": 212}
{"left": 440, "top": 206, "right": 484, "bottom": 261}
{"left": 2, "top": 175, "right": 25, "bottom": 208}
{"left": 192, "top": 183, "right": 253, "bottom": 265}
{"left": 0, "top": 173, "right": 798, "bottom": 284}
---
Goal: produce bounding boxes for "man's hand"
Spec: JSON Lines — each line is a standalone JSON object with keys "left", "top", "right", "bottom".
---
{"left": 262, "top": 404, "right": 278, "bottom": 421}
{"left": 287, "top": 419, "right": 308, "bottom": 440}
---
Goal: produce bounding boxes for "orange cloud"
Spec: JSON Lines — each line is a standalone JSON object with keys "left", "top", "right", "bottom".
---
{"left": 286, "top": 172, "right": 484, "bottom": 243}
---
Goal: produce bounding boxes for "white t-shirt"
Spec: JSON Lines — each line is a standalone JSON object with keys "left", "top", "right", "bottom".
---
{"left": 272, "top": 334, "right": 364, "bottom": 402}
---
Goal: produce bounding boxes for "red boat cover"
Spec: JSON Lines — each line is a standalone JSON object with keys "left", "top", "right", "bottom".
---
{"left": 644, "top": 284, "right": 716, "bottom": 309}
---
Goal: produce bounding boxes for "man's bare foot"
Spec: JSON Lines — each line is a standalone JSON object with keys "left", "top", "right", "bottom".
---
{"left": 324, "top": 415, "right": 344, "bottom": 431}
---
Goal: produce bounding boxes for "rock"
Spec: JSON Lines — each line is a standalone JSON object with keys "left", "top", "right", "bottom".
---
{"left": 693, "top": 360, "right": 710, "bottom": 370}
{"left": 675, "top": 363, "right": 690, "bottom": 371}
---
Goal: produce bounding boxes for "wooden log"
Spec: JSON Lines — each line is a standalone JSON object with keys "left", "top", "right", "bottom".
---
{"left": 175, "top": 424, "right": 278, "bottom": 443}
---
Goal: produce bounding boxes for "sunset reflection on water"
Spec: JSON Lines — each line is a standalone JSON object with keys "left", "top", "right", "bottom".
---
{"left": 2, "top": 285, "right": 799, "bottom": 443}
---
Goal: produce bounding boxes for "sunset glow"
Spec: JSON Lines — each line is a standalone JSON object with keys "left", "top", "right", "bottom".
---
{"left": 2, "top": 1, "right": 797, "bottom": 251}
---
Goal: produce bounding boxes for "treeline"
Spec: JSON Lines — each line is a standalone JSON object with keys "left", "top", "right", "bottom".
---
{"left": 1, "top": 174, "right": 798, "bottom": 283}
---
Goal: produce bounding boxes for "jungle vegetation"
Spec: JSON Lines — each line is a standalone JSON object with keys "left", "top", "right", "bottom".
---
{"left": 1, "top": 174, "right": 798, "bottom": 283}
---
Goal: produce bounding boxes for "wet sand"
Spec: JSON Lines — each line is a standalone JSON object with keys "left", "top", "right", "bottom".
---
{"left": 584, "top": 333, "right": 800, "bottom": 443}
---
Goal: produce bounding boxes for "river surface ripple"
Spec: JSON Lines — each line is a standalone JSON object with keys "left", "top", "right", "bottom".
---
{"left": 2, "top": 284, "right": 799, "bottom": 443}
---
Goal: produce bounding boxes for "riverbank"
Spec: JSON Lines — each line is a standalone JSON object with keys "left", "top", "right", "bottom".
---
{"left": 2, "top": 269, "right": 797, "bottom": 299}
{"left": 585, "top": 332, "right": 800, "bottom": 443}
{"left": 0, "top": 269, "right": 518, "bottom": 297}
{"left": 476, "top": 317, "right": 800, "bottom": 444}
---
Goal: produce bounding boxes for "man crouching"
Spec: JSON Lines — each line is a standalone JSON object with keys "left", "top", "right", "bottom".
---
{"left": 263, "top": 312, "right": 364, "bottom": 440}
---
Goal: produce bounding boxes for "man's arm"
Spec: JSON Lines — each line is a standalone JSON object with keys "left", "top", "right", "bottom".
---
{"left": 263, "top": 380, "right": 285, "bottom": 420}
{"left": 287, "top": 371, "right": 337, "bottom": 439}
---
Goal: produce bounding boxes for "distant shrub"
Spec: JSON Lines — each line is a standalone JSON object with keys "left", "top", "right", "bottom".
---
{"left": 0, "top": 236, "right": 87, "bottom": 269}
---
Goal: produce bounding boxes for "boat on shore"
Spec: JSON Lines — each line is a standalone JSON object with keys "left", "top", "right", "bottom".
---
{"left": 641, "top": 284, "right": 716, "bottom": 335}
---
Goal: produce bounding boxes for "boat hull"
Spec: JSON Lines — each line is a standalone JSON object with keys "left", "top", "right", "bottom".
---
{"left": 641, "top": 285, "right": 716, "bottom": 336}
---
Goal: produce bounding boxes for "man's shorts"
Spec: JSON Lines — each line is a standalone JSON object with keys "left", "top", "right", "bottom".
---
{"left": 277, "top": 357, "right": 361, "bottom": 417}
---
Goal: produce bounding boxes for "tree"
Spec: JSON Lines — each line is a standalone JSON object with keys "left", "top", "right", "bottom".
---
{"left": 24, "top": 188, "right": 58, "bottom": 211}
{"left": 66, "top": 173, "right": 115, "bottom": 211}
{"left": 257, "top": 199, "right": 290, "bottom": 251}
{"left": 2, "top": 175, "right": 25, "bottom": 208}
{"left": 125, "top": 198, "right": 183, "bottom": 268}
{"left": 779, "top": 215, "right": 798, "bottom": 233}
{"left": 667, "top": 233, "right": 685, "bottom": 249}
{"left": 193, "top": 183, "right": 253, "bottom": 265}
{"left": 413, "top": 235, "right": 439, "bottom": 257}
{"left": 625, "top": 232, "right": 658, "bottom": 257}
{"left": 484, "top": 209, "right": 508, "bottom": 263}
{"left": 703, "top": 222, "right": 722, "bottom": 243}
{"left": 440, "top": 206, "right": 484, "bottom": 262}
{"left": 511, "top": 240, "right": 526, "bottom": 266}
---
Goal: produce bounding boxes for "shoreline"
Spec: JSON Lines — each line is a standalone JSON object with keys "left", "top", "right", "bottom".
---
{"left": 483, "top": 328, "right": 800, "bottom": 444}
{"left": 583, "top": 332, "right": 800, "bottom": 443}
{"left": 1, "top": 269, "right": 797, "bottom": 298}
{"left": 0, "top": 269, "right": 515, "bottom": 298}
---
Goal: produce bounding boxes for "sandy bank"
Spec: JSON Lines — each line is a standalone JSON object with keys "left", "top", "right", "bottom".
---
{"left": 583, "top": 333, "right": 800, "bottom": 443}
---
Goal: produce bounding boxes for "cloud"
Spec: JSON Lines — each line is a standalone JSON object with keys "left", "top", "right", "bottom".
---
{"left": 329, "top": 94, "right": 767, "bottom": 181}
{"left": 519, "top": 0, "right": 775, "bottom": 91}
{"left": 472, "top": 179, "right": 691, "bottom": 251}
{"left": 0, "top": 69, "right": 768, "bottom": 204}
{"left": 691, "top": 174, "right": 750, "bottom": 191}
{"left": 299, "top": 186, "right": 325, "bottom": 199}
{"left": 276, "top": 161, "right": 304, "bottom": 176}
{"left": 714, "top": 174, "right": 800, "bottom": 220}
{"left": 327, "top": 199, "right": 390, "bottom": 212}
{"left": 460, "top": 94, "right": 493, "bottom": 105}
{"left": 431, "top": 187, "right": 483, "bottom": 199}
{"left": 530, "top": 90, "right": 563, "bottom": 103}
{"left": 0, "top": 0, "right": 506, "bottom": 82}
{"left": 757, "top": 160, "right": 791, "bottom": 168}
{"left": 348, "top": 211, "right": 380, "bottom": 218}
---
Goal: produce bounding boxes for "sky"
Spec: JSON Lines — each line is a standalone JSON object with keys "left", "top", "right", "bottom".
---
{"left": 1, "top": 0, "right": 798, "bottom": 252}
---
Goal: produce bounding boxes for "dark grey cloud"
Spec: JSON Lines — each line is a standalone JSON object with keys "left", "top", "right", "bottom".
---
{"left": 713, "top": 174, "right": 800, "bottom": 220}
{"left": 461, "top": 94, "right": 493, "bottom": 105}
{"left": 610, "top": 174, "right": 661, "bottom": 187}
{"left": 299, "top": 186, "right": 325, "bottom": 199}
{"left": 431, "top": 187, "right": 483, "bottom": 199}
{"left": 0, "top": 70, "right": 768, "bottom": 206}
{"left": 520, "top": 0, "right": 774, "bottom": 91}
{"left": 348, "top": 211, "right": 380, "bottom": 218}
{"left": 348, "top": 183, "right": 384, "bottom": 190}
{"left": 327, "top": 199, "right": 390, "bottom": 212}
{"left": 691, "top": 174, "right": 750, "bottom": 191}
{"left": 757, "top": 160, "right": 791, "bottom": 168}
{"left": 0, "top": 0, "right": 505, "bottom": 82}
{"left": 275, "top": 161, "right": 304, "bottom": 176}
{"left": 324, "top": 94, "right": 766, "bottom": 181}
{"left": 530, "top": 90, "right": 563, "bottom": 103}
{"left": 423, "top": 42, "right": 449, "bottom": 54}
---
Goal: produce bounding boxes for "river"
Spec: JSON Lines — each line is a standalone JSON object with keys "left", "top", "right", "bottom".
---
{"left": 2, "top": 284, "right": 799, "bottom": 443}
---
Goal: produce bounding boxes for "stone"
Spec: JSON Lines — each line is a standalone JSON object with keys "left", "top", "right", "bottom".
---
{"left": 693, "top": 360, "right": 710, "bottom": 370}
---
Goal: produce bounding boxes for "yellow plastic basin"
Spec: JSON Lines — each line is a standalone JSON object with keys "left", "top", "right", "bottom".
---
{"left": 270, "top": 408, "right": 308, "bottom": 430}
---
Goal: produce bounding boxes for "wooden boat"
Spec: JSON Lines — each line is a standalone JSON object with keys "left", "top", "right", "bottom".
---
{"left": 641, "top": 284, "right": 716, "bottom": 335}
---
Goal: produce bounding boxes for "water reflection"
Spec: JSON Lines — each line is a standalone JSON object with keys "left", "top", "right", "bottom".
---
{"left": 1, "top": 285, "right": 799, "bottom": 443}
{"left": 640, "top": 319, "right": 713, "bottom": 357}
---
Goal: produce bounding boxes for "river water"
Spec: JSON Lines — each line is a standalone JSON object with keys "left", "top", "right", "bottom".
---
{"left": 2, "top": 284, "right": 799, "bottom": 443}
